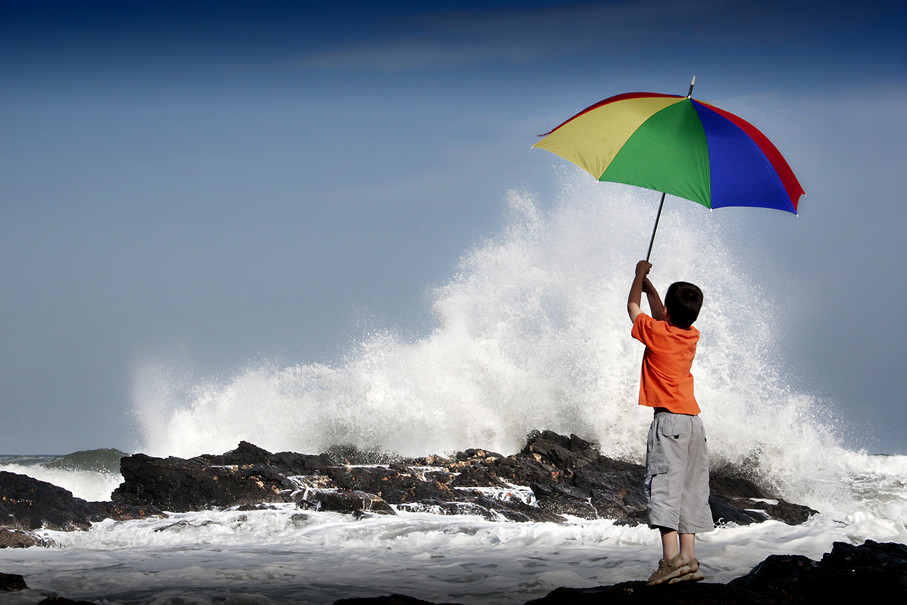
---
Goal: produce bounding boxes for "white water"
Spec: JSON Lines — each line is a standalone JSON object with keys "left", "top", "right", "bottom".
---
{"left": 3, "top": 176, "right": 906, "bottom": 604}
{"left": 2, "top": 505, "right": 905, "bottom": 605}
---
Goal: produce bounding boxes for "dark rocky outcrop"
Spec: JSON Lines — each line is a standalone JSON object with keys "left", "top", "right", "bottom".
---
{"left": 0, "top": 471, "right": 162, "bottom": 535}
{"left": 2, "top": 430, "right": 817, "bottom": 538}
{"left": 110, "top": 441, "right": 337, "bottom": 513}
{"left": 0, "top": 571, "right": 28, "bottom": 591}
{"left": 1, "top": 470, "right": 94, "bottom": 531}
{"left": 112, "top": 452, "right": 298, "bottom": 512}
{"left": 729, "top": 539, "right": 907, "bottom": 602}
{"left": 107, "top": 431, "right": 816, "bottom": 526}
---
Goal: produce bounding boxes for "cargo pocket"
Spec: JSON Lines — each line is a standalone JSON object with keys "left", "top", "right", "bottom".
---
{"left": 645, "top": 421, "right": 669, "bottom": 481}
{"left": 658, "top": 414, "right": 691, "bottom": 440}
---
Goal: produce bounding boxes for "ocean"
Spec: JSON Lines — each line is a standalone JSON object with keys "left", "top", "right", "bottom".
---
{"left": 2, "top": 176, "right": 906, "bottom": 603}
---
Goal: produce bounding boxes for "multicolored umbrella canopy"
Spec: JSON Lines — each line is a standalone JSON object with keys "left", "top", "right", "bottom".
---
{"left": 533, "top": 82, "right": 804, "bottom": 258}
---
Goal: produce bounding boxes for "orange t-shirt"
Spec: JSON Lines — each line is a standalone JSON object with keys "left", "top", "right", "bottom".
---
{"left": 631, "top": 312, "right": 700, "bottom": 415}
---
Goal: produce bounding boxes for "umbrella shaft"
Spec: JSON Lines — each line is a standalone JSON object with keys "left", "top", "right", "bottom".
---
{"left": 646, "top": 192, "right": 667, "bottom": 262}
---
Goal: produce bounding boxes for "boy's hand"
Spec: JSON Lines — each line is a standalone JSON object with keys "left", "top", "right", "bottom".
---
{"left": 628, "top": 260, "right": 653, "bottom": 323}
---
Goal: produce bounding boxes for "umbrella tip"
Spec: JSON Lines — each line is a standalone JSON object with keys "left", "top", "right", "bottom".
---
{"left": 687, "top": 76, "right": 696, "bottom": 98}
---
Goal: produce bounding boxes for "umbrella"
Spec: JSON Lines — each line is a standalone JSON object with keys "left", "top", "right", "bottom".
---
{"left": 532, "top": 78, "right": 804, "bottom": 260}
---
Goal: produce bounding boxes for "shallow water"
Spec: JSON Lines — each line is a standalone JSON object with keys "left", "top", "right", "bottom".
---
{"left": 0, "top": 504, "right": 903, "bottom": 605}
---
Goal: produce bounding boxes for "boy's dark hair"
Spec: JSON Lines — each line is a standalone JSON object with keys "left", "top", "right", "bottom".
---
{"left": 665, "top": 282, "right": 703, "bottom": 329}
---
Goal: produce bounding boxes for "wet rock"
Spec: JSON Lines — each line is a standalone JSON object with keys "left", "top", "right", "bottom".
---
{"left": 711, "top": 495, "right": 818, "bottom": 526}
{"left": 327, "top": 465, "right": 461, "bottom": 506}
{"left": 473, "top": 495, "right": 564, "bottom": 523}
{"left": 0, "top": 571, "right": 28, "bottom": 591}
{"left": 0, "top": 528, "right": 54, "bottom": 548}
{"left": 108, "top": 430, "right": 817, "bottom": 526}
{"left": 708, "top": 494, "right": 775, "bottom": 526}
{"left": 326, "top": 444, "right": 402, "bottom": 466}
{"left": 298, "top": 490, "right": 396, "bottom": 516}
{"left": 530, "top": 482, "right": 598, "bottom": 518}
{"left": 85, "top": 501, "right": 165, "bottom": 523}
{"left": 730, "top": 539, "right": 907, "bottom": 602}
{"left": 201, "top": 440, "right": 334, "bottom": 474}
{"left": 112, "top": 453, "right": 299, "bottom": 512}
{"left": 1, "top": 471, "right": 163, "bottom": 533}
{"left": 448, "top": 465, "right": 507, "bottom": 488}
{"left": 1, "top": 470, "right": 93, "bottom": 530}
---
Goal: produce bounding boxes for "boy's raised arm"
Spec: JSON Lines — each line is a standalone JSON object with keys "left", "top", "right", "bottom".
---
{"left": 644, "top": 278, "right": 666, "bottom": 321}
{"left": 628, "top": 260, "right": 651, "bottom": 322}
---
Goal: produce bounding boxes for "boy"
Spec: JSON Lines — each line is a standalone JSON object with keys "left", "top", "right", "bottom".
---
{"left": 627, "top": 260, "right": 713, "bottom": 585}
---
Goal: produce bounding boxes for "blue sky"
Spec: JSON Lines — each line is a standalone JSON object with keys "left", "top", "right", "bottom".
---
{"left": 2, "top": 0, "right": 906, "bottom": 455}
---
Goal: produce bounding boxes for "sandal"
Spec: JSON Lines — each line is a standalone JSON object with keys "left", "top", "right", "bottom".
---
{"left": 646, "top": 554, "right": 691, "bottom": 585}
{"left": 668, "top": 558, "right": 705, "bottom": 583}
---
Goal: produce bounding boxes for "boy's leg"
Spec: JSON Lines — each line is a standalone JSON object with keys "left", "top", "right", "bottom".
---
{"left": 660, "top": 527, "right": 679, "bottom": 561}
{"left": 678, "top": 416, "right": 714, "bottom": 534}
{"left": 679, "top": 532, "right": 696, "bottom": 563}
{"left": 662, "top": 531, "right": 695, "bottom": 566}
{"left": 645, "top": 413, "right": 689, "bottom": 531}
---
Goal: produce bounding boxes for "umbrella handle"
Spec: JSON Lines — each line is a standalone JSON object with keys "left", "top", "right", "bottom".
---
{"left": 645, "top": 192, "right": 667, "bottom": 262}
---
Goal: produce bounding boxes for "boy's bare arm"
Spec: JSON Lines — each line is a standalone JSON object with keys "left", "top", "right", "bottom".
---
{"left": 643, "top": 278, "right": 666, "bottom": 321}
{"left": 628, "top": 260, "right": 652, "bottom": 322}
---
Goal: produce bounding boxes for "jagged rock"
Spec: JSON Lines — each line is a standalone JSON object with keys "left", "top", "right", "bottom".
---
{"left": 298, "top": 490, "right": 396, "bottom": 516}
{"left": 1, "top": 471, "right": 161, "bottom": 532}
{"left": 108, "top": 430, "right": 817, "bottom": 526}
{"left": 112, "top": 453, "right": 299, "bottom": 512}
{"left": 326, "top": 465, "right": 461, "bottom": 506}
{"left": 530, "top": 482, "right": 598, "bottom": 518}
{"left": 711, "top": 495, "right": 818, "bottom": 526}
{"left": 473, "top": 495, "right": 564, "bottom": 523}
{"left": 200, "top": 440, "right": 334, "bottom": 473}
{"left": 0, "top": 528, "right": 54, "bottom": 548}
{"left": 448, "top": 465, "right": 507, "bottom": 488}
{"left": 0, "top": 571, "right": 28, "bottom": 591}
{"left": 708, "top": 494, "right": 775, "bottom": 526}
{"left": 326, "top": 444, "right": 401, "bottom": 466}
{"left": 729, "top": 539, "right": 907, "bottom": 602}
{"left": 1, "top": 470, "right": 93, "bottom": 530}
{"left": 85, "top": 501, "right": 166, "bottom": 523}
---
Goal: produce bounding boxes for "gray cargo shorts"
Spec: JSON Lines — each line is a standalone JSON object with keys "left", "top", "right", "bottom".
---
{"left": 645, "top": 410, "right": 714, "bottom": 534}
